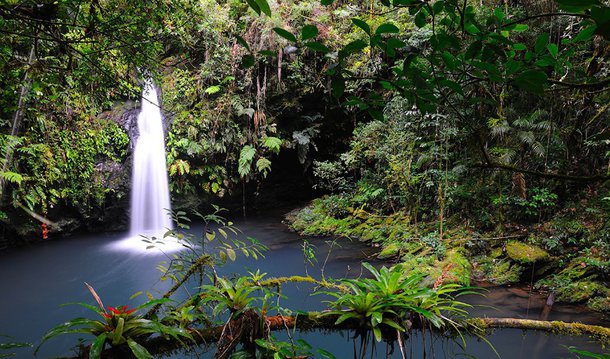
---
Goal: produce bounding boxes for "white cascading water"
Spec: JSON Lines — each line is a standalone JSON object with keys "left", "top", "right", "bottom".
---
{"left": 130, "top": 81, "right": 173, "bottom": 236}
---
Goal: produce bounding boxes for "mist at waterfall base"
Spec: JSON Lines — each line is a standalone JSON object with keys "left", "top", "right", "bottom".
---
{"left": 108, "top": 81, "right": 181, "bottom": 253}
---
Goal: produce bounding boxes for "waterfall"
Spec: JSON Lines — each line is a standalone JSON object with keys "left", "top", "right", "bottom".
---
{"left": 130, "top": 81, "right": 173, "bottom": 235}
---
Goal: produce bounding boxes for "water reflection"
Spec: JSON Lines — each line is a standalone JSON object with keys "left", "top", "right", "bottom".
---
{"left": 0, "top": 213, "right": 607, "bottom": 359}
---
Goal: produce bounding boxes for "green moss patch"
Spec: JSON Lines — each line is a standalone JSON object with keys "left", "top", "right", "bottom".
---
{"left": 505, "top": 241, "right": 549, "bottom": 264}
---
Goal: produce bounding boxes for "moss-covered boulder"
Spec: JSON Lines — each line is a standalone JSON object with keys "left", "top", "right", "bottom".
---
{"left": 489, "top": 260, "right": 523, "bottom": 285}
{"left": 428, "top": 248, "right": 472, "bottom": 286}
{"left": 506, "top": 241, "right": 549, "bottom": 264}
{"left": 554, "top": 281, "right": 607, "bottom": 303}
{"left": 588, "top": 296, "right": 610, "bottom": 313}
{"left": 377, "top": 243, "right": 400, "bottom": 259}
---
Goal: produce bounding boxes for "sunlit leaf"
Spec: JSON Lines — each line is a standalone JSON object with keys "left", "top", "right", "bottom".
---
{"left": 273, "top": 27, "right": 297, "bottom": 42}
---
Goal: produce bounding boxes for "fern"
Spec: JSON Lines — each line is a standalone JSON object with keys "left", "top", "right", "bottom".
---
{"left": 0, "top": 171, "right": 23, "bottom": 185}
{"left": 238, "top": 145, "right": 256, "bottom": 178}
{"left": 262, "top": 137, "right": 282, "bottom": 154}
{"left": 256, "top": 158, "right": 272, "bottom": 177}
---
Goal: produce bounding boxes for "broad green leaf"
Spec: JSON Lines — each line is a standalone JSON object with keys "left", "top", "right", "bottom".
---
{"left": 226, "top": 248, "right": 237, "bottom": 261}
{"left": 301, "top": 25, "right": 319, "bottom": 40}
{"left": 236, "top": 35, "right": 250, "bottom": 51}
{"left": 272, "top": 27, "right": 297, "bottom": 42}
{"left": 547, "top": 43, "right": 558, "bottom": 57}
{"left": 375, "top": 23, "right": 399, "bottom": 35}
{"left": 512, "top": 24, "right": 529, "bottom": 32}
{"left": 127, "top": 338, "right": 153, "bottom": 359}
{"left": 373, "top": 326, "right": 382, "bottom": 342}
{"left": 342, "top": 39, "right": 367, "bottom": 54}
{"left": 331, "top": 76, "right": 345, "bottom": 98}
{"left": 555, "top": 0, "right": 599, "bottom": 13}
{"left": 572, "top": 24, "right": 597, "bottom": 42}
{"left": 305, "top": 41, "right": 331, "bottom": 53}
{"left": 414, "top": 11, "right": 427, "bottom": 28}
{"left": 321, "top": 0, "right": 334, "bottom": 5}
{"left": 111, "top": 317, "right": 125, "bottom": 345}
{"left": 352, "top": 18, "right": 371, "bottom": 35}
{"left": 254, "top": 0, "right": 271, "bottom": 17}
{"left": 89, "top": 333, "right": 107, "bottom": 359}
{"left": 206, "top": 231, "right": 216, "bottom": 241}
{"left": 241, "top": 54, "right": 255, "bottom": 68}
{"left": 592, "top": 6, "right": 610, "bottom": 40}
{"left": 464, "top": 23, "right": 480, "bottom": 34}
{"left": 245, "top": 0, "right": 260, "bottom": 15}
{"left": 535, "top": 33, "right": 549, "bottom": 53}
{"left": 514, "top": 70, "right": 548, "bottom": 94}
{"left": 368, "top": 108, "right": 384, "bottom": 121}
{"left": 465, "top": 40, "right": 482, "bottom": 59}
{"left": 316, "top": 348, "right": 337, "bottom": 359}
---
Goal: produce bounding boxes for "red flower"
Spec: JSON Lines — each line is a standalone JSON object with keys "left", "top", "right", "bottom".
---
{"left": 106, "top": 306, "right": 137, "bottom": 317}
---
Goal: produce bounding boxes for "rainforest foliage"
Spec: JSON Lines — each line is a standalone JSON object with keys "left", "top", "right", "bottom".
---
{"left": 0, "top": 0, "right": 609, "bottom": 309}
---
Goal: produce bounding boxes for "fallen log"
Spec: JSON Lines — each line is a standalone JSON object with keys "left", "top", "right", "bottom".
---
{"left": 79, "top": 313, "right": 610, "bottom": 359}
{"left": 466, "top": 317, "right": 610, "bottom": 345}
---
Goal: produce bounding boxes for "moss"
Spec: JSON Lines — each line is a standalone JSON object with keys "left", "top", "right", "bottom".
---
{"left": 552, "top": 281, "right": 606, "bottom": 303}
{"left": 588, "top": 296, "right": 610, "bottom": 313}
{"left": 377, "top": 243, "right": 400, "bottom": 259}
{"left": 490, "top": 247, "right": 503, "bottom": 259}
{"left": 439, "top": 248, "right": 472, "bottom": 286}
{"left": 398, "top": 254, "right": 436, "bottom": 281}
{"left": 505, "top": 241, "right": 549, "bottom": 264}
{"left": 473, "top": 256, "right": 523, "bottom": 285}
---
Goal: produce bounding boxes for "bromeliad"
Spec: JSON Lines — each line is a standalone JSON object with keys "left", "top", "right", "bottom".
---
{"left": 35, "top": 283, "right": 194, "bottom": 359}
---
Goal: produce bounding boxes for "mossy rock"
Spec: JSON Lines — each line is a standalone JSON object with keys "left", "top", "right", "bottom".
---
{"left": 554, "top": 281, "right": 606, "bottom": 303}
{"left": 588, "top": 296, "right": 610, "bottom": 313}
{"left": 398, "top": 254, "right": 435, "bottom": 281}
{"left": 474, "top": 257, "right": 523, "bottom": 285}
{"left": 506, "top": 241, "right": 549, "bottom": 264}
{"left": 378, "top": 243, "right": 400, "bottom": 259}
{"left": 490, "top": 247, "right": 503, "bottom": 259}
{"left": 427, "top": 248, "right": 472, "bottom": 286}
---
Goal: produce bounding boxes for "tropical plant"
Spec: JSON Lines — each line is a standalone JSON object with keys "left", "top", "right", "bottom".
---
{"left": 36, "top": 284, "right": 193, "bottom": 359}
{"left": 321, "top": 263, "right": 472, "bottom": 343}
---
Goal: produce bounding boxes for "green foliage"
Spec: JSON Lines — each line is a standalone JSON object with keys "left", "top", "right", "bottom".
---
{"left": 36, "top": 294, "right": 192, "bottom": 359}
{"left": 321, "top": 263, "right": 472, "bottom": 342}
{"left": 567, "top": 346, "right": 610, "bottom": 359}
{"left": 0, "top": 335, "right": 31, "bottom": 358}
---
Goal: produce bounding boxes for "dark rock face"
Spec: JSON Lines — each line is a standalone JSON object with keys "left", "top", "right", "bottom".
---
{"left": 100, "top": 100, "right": 140, "bottom": 149}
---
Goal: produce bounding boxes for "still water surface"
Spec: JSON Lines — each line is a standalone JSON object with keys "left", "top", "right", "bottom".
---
{"left": 0, "top": 212, "right": 607, "bottom": 358}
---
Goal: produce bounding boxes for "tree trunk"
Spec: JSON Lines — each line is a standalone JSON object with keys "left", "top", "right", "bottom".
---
{"left": 0, "top": 44, "right": 35, "bottom": 206}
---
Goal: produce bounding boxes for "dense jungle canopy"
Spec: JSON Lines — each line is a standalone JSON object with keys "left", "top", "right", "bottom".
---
{"left": 1, "top": 0, "right": 610, "bottom": 357}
